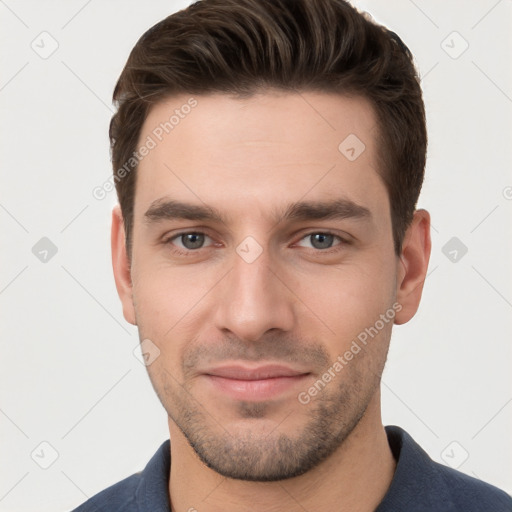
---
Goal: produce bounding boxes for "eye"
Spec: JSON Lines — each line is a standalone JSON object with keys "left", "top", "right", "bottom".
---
{"left": 296, "top": 232, "right": 343, "bottom": 250}
{"left": 169, "top": 232, "right": 214, "bottom": 251}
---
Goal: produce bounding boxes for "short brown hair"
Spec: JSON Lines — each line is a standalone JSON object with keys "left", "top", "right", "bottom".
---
{"left": 110, "top": 0, "right": 426, "bottom": 255}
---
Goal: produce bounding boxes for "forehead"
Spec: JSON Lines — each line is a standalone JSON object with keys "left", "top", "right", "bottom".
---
{"left": 134, "top": 91, "right": 388, "bottom": 223}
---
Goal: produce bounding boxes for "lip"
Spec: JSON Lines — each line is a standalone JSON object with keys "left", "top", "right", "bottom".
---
{"left": 205, "top": 364, "right": 307, "bottom": 380}
{"left": 202, "top": 364, "right": 310, "bottom": 401}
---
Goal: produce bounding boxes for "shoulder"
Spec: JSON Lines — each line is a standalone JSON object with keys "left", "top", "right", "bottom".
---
{"left": 70, "top": 440, "right": 171, "bottom": 512}
{"left": 379, "top": 426, "right": 512, "bottom": 511}
{"left": 71, "top": 473, "right": 140, "bottom": 512}
{"left": 431, "top": 457, "right": 512, "bottom": 511}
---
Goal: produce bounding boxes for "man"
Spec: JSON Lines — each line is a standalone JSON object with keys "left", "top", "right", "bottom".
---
{"left": 74, "top": 0, "right": 512, "bottom": 510}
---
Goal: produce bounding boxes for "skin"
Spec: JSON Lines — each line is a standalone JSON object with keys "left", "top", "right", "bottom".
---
{"left": 112, "top": 91, "right": 431, "bottom": 512}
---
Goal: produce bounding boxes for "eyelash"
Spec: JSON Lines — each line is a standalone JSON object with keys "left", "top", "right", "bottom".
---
{"left": 163, "top": 231, "right": 350, "bottom": 257}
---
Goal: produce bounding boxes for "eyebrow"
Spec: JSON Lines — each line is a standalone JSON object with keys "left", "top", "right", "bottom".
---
{"left": 144, "top": 197, "right": 371, "bottom": 225}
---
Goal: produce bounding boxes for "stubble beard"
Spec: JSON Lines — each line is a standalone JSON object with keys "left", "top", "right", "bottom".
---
{"left": 153, "top": 362, "right": 382, "bottom": 482}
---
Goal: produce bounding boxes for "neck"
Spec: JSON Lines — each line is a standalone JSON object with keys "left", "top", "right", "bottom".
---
{"left": 168, "top": 390, "right": 396, "bottom": 512}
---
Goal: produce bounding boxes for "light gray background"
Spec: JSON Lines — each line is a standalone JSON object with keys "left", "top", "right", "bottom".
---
{"left": 1, "top": 1, "right": 511, "bottom": 510}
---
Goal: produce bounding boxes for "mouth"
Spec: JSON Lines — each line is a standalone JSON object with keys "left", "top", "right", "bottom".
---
{"left": 202, "top": 364, "right": 311, "bottom": 401}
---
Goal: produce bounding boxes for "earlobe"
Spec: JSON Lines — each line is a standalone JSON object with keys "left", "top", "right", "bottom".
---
{"left": 394, "top": 209, "right": 431, "bottom": 325}
{"left": 111, "top": 205, "right": 137, "bottom": 325}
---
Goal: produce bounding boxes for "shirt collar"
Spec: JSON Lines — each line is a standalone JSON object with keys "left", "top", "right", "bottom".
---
{"left": 376, "top": 425, "right": 454, "bottom": 511}
{"left": 135, "top": 439, "right": 172, "bottom": 512}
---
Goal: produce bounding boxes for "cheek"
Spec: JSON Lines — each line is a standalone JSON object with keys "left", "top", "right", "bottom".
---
{"left": 131, "top": 261, "right": 174, "bottom": 340}
{"left": 131, "top": 258, "right": 215, "bottom": 347}
{"left": 299, "top": 257, "right": 397, "bottom": 344}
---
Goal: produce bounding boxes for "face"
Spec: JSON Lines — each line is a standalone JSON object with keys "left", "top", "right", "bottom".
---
{"left": 115, "top": 91, "right": 408, "bottom": 481}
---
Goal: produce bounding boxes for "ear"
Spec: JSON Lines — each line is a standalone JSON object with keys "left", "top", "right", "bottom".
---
{"left": 394, "top": 209, "right": 431, "bottom": 325}
{"left": 111, "top": 205, "right": 136, "bottom": 325}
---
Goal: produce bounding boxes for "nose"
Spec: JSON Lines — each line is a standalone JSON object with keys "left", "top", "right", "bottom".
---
{"left": 213, "top": 244, "right": 296, "bottom": 342}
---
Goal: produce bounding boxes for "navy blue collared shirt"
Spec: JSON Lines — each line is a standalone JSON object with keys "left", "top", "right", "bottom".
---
{"left": 72, "top": 425, "right": 512, "bottom": 511}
